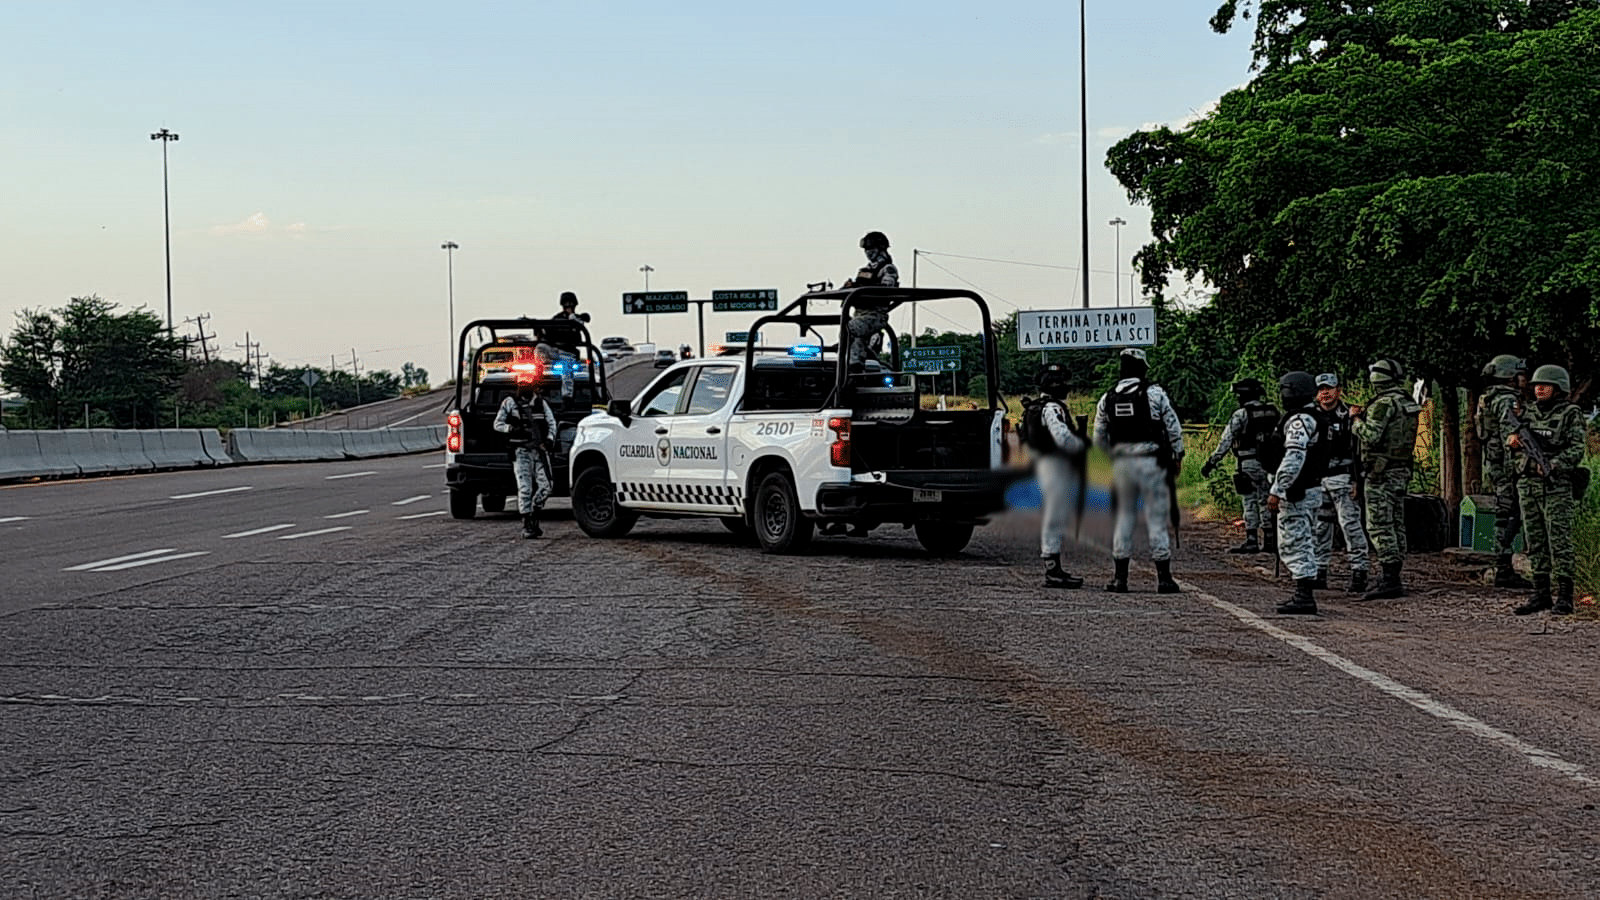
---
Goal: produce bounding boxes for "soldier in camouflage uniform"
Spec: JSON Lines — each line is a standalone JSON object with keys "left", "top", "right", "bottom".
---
{"left": 1093, "top": 348, "right": 1184, "bottom": 594}
{"left": 1350, "top": 358, "right": 1421, "bottom": 601}
{"left": 1268, "top": 372, "right": 1328, "bottom": 615}
{"left": 494, "top": 374, "right": 558, "bottom": 539}
{"left": 1035, "top": 363, "right": 1089, "bottom": 589}
{"left": 1474, "top": 354, "right": 1533, "bottom": 589}
{"left": 1311, "top": 373, "right": 1371, "bottom": 593}
{"left": 1201, "top": 378, "right": 1280, "bottom": 554}
{"left": 843, "top": 231, "right": 899, "bottom": 372}
{"left": 1509, "top": 365, "right": 1589, "bottom": 616}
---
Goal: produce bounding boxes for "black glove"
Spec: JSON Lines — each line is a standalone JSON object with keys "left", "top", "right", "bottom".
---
{"left": 1201, "top": 460, "right": 1217, "bottom": 478}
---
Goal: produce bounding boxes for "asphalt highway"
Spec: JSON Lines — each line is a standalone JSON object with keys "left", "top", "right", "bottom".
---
{"left": 5, "top": 455, "right": 1600, "bottom": 897}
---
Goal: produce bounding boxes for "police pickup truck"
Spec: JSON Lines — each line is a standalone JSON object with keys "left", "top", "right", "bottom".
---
{"left": 445, "top": 317, "right": 610, "bottom": 518}
{"left": 567, "top": 287, "right": 1011, "bottom": 554}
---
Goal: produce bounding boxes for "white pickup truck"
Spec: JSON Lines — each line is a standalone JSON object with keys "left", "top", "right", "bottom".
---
{"left": 566, "top": 287, "right": 1012, "bottom": 554}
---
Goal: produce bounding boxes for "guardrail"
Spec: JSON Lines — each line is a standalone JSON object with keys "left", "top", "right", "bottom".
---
{"left": 0, "top": 424, "right": 447, "bottom": 484}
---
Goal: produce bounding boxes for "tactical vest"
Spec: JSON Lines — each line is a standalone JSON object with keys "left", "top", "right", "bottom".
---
{"left": 1236, "top": 399, "right": 1281, "bottom": 459}
{"left": 1320, "top": 403, "right": 1357, "bottom": 474}
{"left": 1368, "top": 390, "right": 1421, "bottom": 466}
{"left": 853, "top": 257, "right": 895, "bottom": 287}
{"left": 1279, "top": 409, "right": 1331, "bottom": 500}
{"left": 513, "top": 396, "right": 551, "bottom": 445}
{"left": 1105, "top": 381, "right": 1162, "bottom": 446}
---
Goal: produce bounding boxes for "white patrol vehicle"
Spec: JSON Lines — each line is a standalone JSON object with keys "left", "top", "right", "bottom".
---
{"left": 567, "top": 287, "right": 1013, "bottom": 555}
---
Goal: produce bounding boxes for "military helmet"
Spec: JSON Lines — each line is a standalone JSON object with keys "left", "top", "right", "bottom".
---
{"left": 1529, "top": 364, "right": 1571, "bottom": 394}
{"left": 559, "top": 291, "right": 578, "bottom": 308}
{"left": 1481, "top": 354, "right": 1526, "bottom": 380}
{"left": 859, "top": 231, "right": 890, "bottom": 251}
{"left": 1279, "top": 371, "right": 1318, "bottom": 408}
{"left": 1231, "top": 377, "right": 1264, "bottom": 399}
{"left": 1368, "top": 358, "right": 1405, "bottom": 385}
{"left": 1037, "top": 362, "right": 1069, "bottom": 389}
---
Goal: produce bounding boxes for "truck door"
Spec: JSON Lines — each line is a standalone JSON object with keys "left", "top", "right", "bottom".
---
{"left": 666, "top": 364, "right": 739, "bottom": 513}
{"left": 614, "top": 367, "right": 692, "bottom": 506}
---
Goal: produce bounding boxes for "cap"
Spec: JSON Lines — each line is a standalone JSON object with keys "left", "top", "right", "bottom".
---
{"left": 1314, "top": 373, "right": 1339, "bottom": 388}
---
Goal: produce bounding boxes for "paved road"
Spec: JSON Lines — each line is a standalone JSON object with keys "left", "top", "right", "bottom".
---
{"left": 5, "top": 461, "right": 1600, "bottom": 897}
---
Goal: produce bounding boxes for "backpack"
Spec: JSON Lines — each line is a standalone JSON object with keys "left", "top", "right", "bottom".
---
{"left": 1019, "top": 395, "right": 1057, "bottom": 453}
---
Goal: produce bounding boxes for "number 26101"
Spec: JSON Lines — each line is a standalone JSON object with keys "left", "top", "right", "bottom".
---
{"left": 754, "top": 421, "right": 795, "bottom": 437}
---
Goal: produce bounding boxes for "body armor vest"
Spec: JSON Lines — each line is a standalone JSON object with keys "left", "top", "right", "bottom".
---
{"left": 1237, "top": 399, "right": 1280, "bottom": 458}
{"left": 513, "top": 396, "right": 551, "bottom": 445}
{"left": 1105, "top": 381, "right": 1162, "bottom": 446}
{"left": 1321, "top": 403, "right": 1356, "bottom": 474}
{"left": 1280, "top": 409, "right": 1331, "bottom": 500}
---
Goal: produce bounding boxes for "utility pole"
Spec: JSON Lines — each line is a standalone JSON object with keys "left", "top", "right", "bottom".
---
{"left": 349, "top": 347, "right": 361, "bottom": 405}
{"left": 1109, "top": 217, "right": 1127, "bottom": 307}
{"left": 640, "top": 264, "right": 655, "bottom": 343}
{"left": 150, "top": 127, "right": 180, "bottom": 334}
{"left": 1079, "top": 0, "right": 1090, "bottom": 309}
{"left": 184, "top": 313, "right": 215, "bottom": 363}
{"left": 236, "top": 332, "right": 261, "bottom": 387}
{"left": 441, "top": 241, "right": 458, "bottom": 380}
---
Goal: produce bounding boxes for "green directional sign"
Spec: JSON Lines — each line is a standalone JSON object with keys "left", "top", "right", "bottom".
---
{"left": 622, "top": 291, "right": 689, "bottom": 314}
{"left": 711, "top": 289, "right": 779, "bottom": 312}
{"left": 725, "top": 331, "right": 762, "bottom": 344}
{"left": 901, "top": 344, "right": 961, "bottom": 374}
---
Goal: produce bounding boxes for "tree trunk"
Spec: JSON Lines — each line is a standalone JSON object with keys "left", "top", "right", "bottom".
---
{"left": 1462, "top": 386, "right": 1483, "bottom": 496}
{"left": 1438, "top": 381, "right": 1463, "bottom": 513}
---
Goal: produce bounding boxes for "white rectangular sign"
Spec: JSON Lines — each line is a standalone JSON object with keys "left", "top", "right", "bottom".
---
{"left": 1016, "top": 307, "right": 1157, "bottom": 351}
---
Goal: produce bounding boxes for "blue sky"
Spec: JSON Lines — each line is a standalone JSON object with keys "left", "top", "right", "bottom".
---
{"left": 2, "top": 1, "right": 1253, "bottom": 382}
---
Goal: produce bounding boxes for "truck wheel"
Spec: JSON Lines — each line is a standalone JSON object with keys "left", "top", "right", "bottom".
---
{"left": 572, "top": 467, "right": 637, "bottom": 538}
{"left": 754, "top": 472, "right": 813, "bottom": 554}
{"left": 914, "top": 521, "right": 974, "bottom": 556}
{"left": 481, "top": 494, "right": 507, "bottom": 514}
{"left": 449, "top": 489, "right": 478, "bottom": 520}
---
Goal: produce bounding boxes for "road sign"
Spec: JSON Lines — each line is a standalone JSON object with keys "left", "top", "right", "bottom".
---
{"left": 902, "top": 345, "right": 961, "bottom": 361}
{"left": 711, "top": 289, "right": 779, "bottom": 312}
{"left": 623, "top": 291, "right": 689, "bottom": 315}
{"left": 1015, "top": 307, "right": 1156, "bottom": 350}
{"left": 725, "top": 331, "right": 762, "bottom": 344}
{"left": 300, "top": 370, "right": 320, "bottom": 388}
{"left": 903, "top": 358, "right": 961, "bottom": 374}
{"left": 901, "top": 345, "right": 961, "bottom": 374}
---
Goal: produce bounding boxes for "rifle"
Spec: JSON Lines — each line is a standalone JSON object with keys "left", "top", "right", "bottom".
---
{"left": 1503, "top": 405, "right": 1552, "bottom": 478}
{"left": 1156, "top": 442, "right": 1182, "bottom": 550}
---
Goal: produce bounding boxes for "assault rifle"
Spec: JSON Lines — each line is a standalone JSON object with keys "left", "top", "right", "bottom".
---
{"left": 1503, "top": 406, "right": 1552, "bottom": 478}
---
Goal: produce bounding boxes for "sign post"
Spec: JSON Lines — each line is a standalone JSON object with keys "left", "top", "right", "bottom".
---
{"left": 301, "top": 369, "right": 320, "bottom": 417}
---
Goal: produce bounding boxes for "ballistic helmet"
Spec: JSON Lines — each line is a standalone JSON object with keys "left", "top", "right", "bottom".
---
{"left": 860, "top": 231, "right": 890, "bottom": 251}
{"left": 1314, "top": 373, "right": 1339, "bottom": 389}
{"left": 1119, "top": 347, "right": 1149, "bottom": 379}
{"left": 1232, "top": 377, "right": 1264, "bottom": 399}
{"left": 1529, "top": 364, "right": 1571, "bottom": 394}
{"left": 1037, "top": 362, "right": 1069, "bottom": 391}
{"left": 559, "top": 291, "right": 579, "bottom": 309}
{"left": 1368, "top": 358, "right": 1405, "bottom": 386}
{"left": 1482, "top": 354, "right": 1526, "bottom": 381}
{"left": 1279, "top": 371, "right": 1318, "bottom": 408}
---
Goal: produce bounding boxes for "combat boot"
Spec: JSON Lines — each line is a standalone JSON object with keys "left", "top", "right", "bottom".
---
{"left": 1261, "top": 530, "right": 1278, "bottom": 554}
{"left": 1346, "top": 568, "right": 1369, "bottom": 594}
{"left": 1313, "top": 567, "right": 1329, "bottom": 590}
{"left": 1227, "top": 530, "right": 1261, "bottom": 554}
{"left": 1155, "top": 560, "right": 1180, "bottom": 594}
{"left": 1359, "top": 561, "right": 1404, "bottom": 602}
{"left": 1276, "top": 578, "right": 1318, "bottom": 615}
{"left": 522, "top": 513, "right": 542, "bottom": 539}
{"left": 1043, "top": 557, "right": 1084, "bottom": 590}
{"left": 1513, "top": 575, "right": 1552, "bottom": 616}
{"left": 1494, "top": 555, "right": 1534, "bottom": 590}
{"left": 1553, "top": 577, "right": 1575, "bottom": 616}
{"left": 1105, "top": 558, "right": 1130, "bottom": 593}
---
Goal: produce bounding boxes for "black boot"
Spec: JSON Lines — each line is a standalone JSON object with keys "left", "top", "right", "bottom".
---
{"left": 1261, "top": 530, "right": 1278, "bottom": 554}
{"left": 1513, "top": 575, "right": 1553, "bottom": 616}
{"left": 1227, "top": 530, "right": 1261, "bottom": 554}
{"left": 1494, "top": 555, "right": 1534, "bottom": 590}
{"left": 1553, "top": 577, "right": 1575, "bottom": 616}
{"left": 1359, "top": 561, "right": 1404, "bottom": 601}
{"left": 1044, "top": 557, "right": 1084, "bottom": 590}
{"left": 522, "top": 512, "right": 542, "bottom": 539}
{"left": 1155, "top": 559, "right": 1180, "bottom": 594}
{"left": 1346, "top": 568, "right": 1369, "bottom": 594}
{"left": 1105, "top": 558, "right": 1130, "bottom": 593}
{"left": 1313, "top": 567, "right": 1329, "bottom": 590}
{"left": 1277, "top": 578, "right": 1319, "bottom": 615}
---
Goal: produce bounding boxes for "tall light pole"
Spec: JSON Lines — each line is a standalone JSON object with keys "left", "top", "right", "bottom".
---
{"left": 441, "top": 242, "right": 459, "bottom": 378}
{"left": 1108, "top": 217, "right": 1127, "bottom": 307}
{"left": 639, "top": 264, "right": 654, "bottom": 343}
{"left": 150, "top": 128, "right": 179, "bottom": 335}
{"left": 1079, "top": 0, "right": 1090, "bottom": 309}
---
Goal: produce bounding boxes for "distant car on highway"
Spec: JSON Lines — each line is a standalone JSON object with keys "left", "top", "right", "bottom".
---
{"left": 653, "top": 349, "right": 676, "bottom": 367}
{"left": 600, "top": 336, "right": 634, "bottom": 354}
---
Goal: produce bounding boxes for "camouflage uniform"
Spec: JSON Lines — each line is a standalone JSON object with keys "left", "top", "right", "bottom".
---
{"left": 1313, "top": 398, "right": 1370, "bottom": 580}
{"left": 1273, "top": 407, "right": 1326, "bottom": 581}
{"left": 1093, "top": 361, "right": 1185, "bottom": 593}
{"left": 1037, "top": 399, "right": 1087, "bottom": 559}
{"left": 1203, "top": 391, "right": 1279, "bottom": 551}
{"left": 1351, "top": 366, "right": 1420, "bottom": 601}
{"left": 1512, "top": 400, "right": 1587, "bottom": 581}
{"left": 494, "top": 392, "right": 557, "bottom": 535}
{"left": 844, "top": 243, "right": 899, "bottom": 369}
{"left": 1474, "top": 382, "right": 1524, "bottom": 555}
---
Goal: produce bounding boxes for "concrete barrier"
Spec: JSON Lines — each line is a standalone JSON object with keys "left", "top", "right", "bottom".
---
{"left": 32, "top": 431, "right": 85, "bottom": 478}
{"left": 0, "top": 430, "right": 76, "bottom": 481}
{"left": 81, "top": 428, "right": 154, "bottom": 474}
{"left": 158, "top": 429, "right": 212, "bottom": 469}
{"left": 200, "top": 429, "right": 234, "bottom": 466}
{"left": 341, "top": 429, "right": 380, "bottom": 459}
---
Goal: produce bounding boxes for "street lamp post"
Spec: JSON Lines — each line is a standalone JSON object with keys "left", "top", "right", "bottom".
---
{"left": 441, "top": 242, "right": 459, "bottom": 377}
{"left": 1108, "top": 217, "right": 1127, "bottom": 306}
{"left": 1079, "top": 0, "right": 1090, "bottom": 309}
{"left": 639, "top": 264, "right": 654, "bottom": 343}
{"left": 150, "top": 128, "right": 180, "bottom": 335}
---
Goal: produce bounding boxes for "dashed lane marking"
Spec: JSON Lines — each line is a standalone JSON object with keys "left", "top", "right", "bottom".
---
{"left": 170, "top": 486, "right": 253, "bottom": 500}
{"left": 222, "top": 524, "right": 296, "bottom": 539}
{"left": 277, "top": 526, "right": 353, "bottom": 541}
{"left": 0, "top": 516, "right": 30, "bottom": 524}
{"left": 324, "top": 471, "right": 378, "bottom": 480}
{"left": 397, "top": 510, "right": 447, "bottom": 519}
{"left": 1188, "top": 582, "right": 1600, "bottom": 789}
{"left": 324, "top": 510, "right": 370, "bottom": 519}
{"left": 65, "top": 549, "right": 178, "bottom": 571}
{"left": 422, "top": 463, "right": 447, "bottom": 469}
{"left": 89, "top": 551, "right": 211, "bottom": 572}
{"left": 392, "top": 495, "right": 432, "bottom": 506}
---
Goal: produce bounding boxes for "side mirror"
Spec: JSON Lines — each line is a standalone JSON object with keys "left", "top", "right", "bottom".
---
{"left": 607, "top": 398, "right": 633, "bottom": 426}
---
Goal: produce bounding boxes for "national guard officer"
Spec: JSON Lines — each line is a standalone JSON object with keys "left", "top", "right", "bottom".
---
{"left": 1349, "top": 358, "right": 1421, "bottom": 601}
{"left": 843, "top": 231, "right": 899, "bottom": 372}
{"left": 494, "top": 373, "right": 558, "bottom": 539}
{"left": 1312, "top": 373, "right": 1371, "bottom": 593}
{"left": 1508, "top": 364, "right": 1588, "bottom": 616}
{"left": 1474, "top": 354, "right": 1534, "bottom": 589}
{"left": 1268, "top": 372, "right": 1329, "bottom": 615}
{"left": 1201, "top": 378, "right": 1280, "bottom": 555}
{"left": 1093, "top": 347, "right": 1184, "bottom": 594}
{"left": 1034, "top": 363, "right": 1089, "bottom": 589}
{"left": 552, "top": 291, "right": 591, "bottom": 323}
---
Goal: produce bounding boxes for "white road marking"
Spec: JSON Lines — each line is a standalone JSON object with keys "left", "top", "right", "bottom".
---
{"left": 397, "top": 510, "right": 447, "bottom": 519}
{"left": 391, "top": 495, "right": 432, "bottom": 506}
{"left": 65, "top": 549, "right": 178, "bottom": 571}
{"left": 324, "top": 471, "right": 378, "bottom": 480}
{"left": 422, "top": 463, "right": 447, "bottom": 469}
{"left": 276, "top": 526, "right": 353, "bottom": 540}
{"left": 324, "top": 510, "right": 370, "bottom": 519}
{"left": 90, "top": 551, "right": 211, "bottom": 572}
{"left": 170, "top": 486, "right": 253, "bottom": 500}
{"left": 222, "top": 524, "right": 297, "bottom": 539}
{"left": 1191, "top": 584, "right": 1600, "bottom": 789}
{"left": 0, "top": 516, "right": 30, "bottom": 524}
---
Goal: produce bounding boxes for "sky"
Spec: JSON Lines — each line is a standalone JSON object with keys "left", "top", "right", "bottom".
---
{"left": 1, "top": 0, "right": 1254, "bottom": 384}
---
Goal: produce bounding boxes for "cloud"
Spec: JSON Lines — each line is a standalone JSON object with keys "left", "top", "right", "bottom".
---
{"left": 211, "top": 212, "right": 271, "bottom": 236}
{"left": 210, "top": 214, "right": 340, "bottom": 239}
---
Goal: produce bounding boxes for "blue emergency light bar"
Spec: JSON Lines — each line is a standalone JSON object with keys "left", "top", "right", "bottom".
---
{"left": 789, "top": 343, "right": 822, "bottom": 359}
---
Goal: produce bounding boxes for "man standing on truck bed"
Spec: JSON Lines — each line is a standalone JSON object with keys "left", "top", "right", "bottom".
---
{"left": 495, "top": 374, "right": 558, "bottom": 539}
{"left": 1093, "top": 347, "right": 1184, "bottom": 594}
{"left": 842, "top": 231, "right": 899, "bottom": 373}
